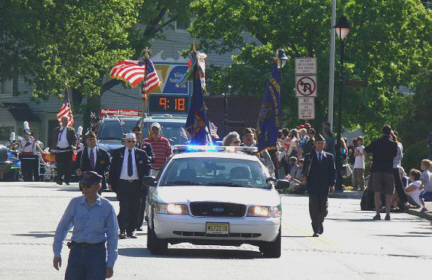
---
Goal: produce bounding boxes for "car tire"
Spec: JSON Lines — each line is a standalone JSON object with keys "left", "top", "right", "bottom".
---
{"left": 147, "top": 224, "right": 168, "bottom": 255}
{"left": 259, "top": 227, "right": 281, "bottom": 258}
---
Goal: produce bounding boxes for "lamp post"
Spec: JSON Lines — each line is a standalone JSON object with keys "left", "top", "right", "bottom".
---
{"left": 224, "top": 85, "right": 231, "bottom": 135}
{"left": 334, "top": 16, "right": 351, "bottom": 192}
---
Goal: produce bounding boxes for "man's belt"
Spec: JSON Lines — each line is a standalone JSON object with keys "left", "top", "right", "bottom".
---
{"left": 68, "top": 241, "right": 105, "bottom": 248}
{"left": 119, "top": 179, "right": 140, "bottom": 183}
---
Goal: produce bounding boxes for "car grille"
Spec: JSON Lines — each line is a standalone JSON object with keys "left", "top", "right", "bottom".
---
{"left": 189, "top": 202, "right": 247, "bottom": 217}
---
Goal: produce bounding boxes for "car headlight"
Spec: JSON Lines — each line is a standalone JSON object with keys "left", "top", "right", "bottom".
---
{"left": 156, "top": 203, "right": 189, "bottom": 215}
{"left": 247, "top": 206, "right": 281, "bottom": 218}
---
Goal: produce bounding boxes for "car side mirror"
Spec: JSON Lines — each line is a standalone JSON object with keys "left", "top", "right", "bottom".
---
{"left": 275, "top": 179, "right": 290, "bottom": 190}
{"left": 266, "top": 177, "right": 277, "bottom": 184}
{"left": 143, "top": 176, "right": 157, "bottom": 187}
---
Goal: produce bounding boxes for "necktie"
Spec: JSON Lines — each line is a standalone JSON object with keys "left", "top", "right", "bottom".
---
{"left": 128, "top": 149, "right": 133, "bottom": 177}
{"left": 319, "top": 153, "right": 322, "bottom": 161}
{"left": 90, "top": 148, "right": 95, "bottom": 170}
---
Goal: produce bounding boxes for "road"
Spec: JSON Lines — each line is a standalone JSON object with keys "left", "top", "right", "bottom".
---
{"left": 0, "top": 182, "right": 431, "bottom": 280}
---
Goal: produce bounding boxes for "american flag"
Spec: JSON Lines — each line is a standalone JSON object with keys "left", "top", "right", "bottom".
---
{"left": 142, "top": 58, "right": 161, "bottom": 101}
{"left": 56, "top": 92, "right": 74, "bottom": 127}
{"left": 110, "top": 60, "right": 145, "bottom": 88}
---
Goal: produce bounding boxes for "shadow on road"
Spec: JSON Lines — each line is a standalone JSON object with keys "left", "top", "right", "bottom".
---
{"left": 13, "top": 231, "right": 55, "bottom": 238}
{"left": 119, "top": 247, "right": 262, "bottom": 259}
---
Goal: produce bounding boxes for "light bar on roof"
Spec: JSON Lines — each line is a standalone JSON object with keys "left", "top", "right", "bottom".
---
{"left": 173, "top": 145, "right": 258, "bottom": 154}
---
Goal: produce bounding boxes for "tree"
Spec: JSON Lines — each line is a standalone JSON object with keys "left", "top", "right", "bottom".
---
{"left": 189, "top": 0, "right": 432, "bottom": 135}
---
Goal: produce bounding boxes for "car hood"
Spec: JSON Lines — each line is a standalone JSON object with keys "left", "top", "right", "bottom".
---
{"left": 155, "top": 186, "right": 281, "bottom": 206}
{"left": 97, "top": 141, "right": 123, "bottom": 153}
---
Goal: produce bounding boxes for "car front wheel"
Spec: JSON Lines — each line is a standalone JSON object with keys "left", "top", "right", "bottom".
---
{"left": 147, "top": 224, "right": 168, "bottom": 255}
{"left": 259, "top": 227, "right": 281, "bottom": 258}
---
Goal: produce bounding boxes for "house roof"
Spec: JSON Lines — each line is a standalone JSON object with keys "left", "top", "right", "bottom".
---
{"left": 2, "top": 102, "right": 41, "bottom": 122}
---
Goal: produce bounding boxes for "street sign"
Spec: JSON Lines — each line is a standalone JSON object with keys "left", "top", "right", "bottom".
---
{"left": 296, "top": 76, "right": 317, "bottom": 97}
{"left": 295, "top": 57, "right": 317, "bottom": 75}
{"left": 345, "top": 79, "right": 368, "bottom": 87}
{"left": 298, "top": 97, "right": 315, "bottom": 120}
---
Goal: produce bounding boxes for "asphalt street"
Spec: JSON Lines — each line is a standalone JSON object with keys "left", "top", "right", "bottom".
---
{"left": 0, "top": 182, "right": 431, "bottom": 280}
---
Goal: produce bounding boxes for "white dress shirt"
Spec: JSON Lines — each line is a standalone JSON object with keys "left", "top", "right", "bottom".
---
{"left": 120, "top": 147, "right": 139, "bottom": 180}
{"left": 316, "top": 151, "right": 324, "bottom": 161}
{"left": 57, "top": 127, "right": 70, "bottom": 148}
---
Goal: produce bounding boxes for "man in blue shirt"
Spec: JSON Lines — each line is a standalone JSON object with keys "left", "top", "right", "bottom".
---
{"left": 53, "top": 171, "right": 119, "bottom": 279}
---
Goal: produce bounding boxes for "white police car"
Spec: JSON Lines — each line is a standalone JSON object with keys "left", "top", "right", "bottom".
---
{"left": 144, "top": 145, "right": 288, "bottom": 258}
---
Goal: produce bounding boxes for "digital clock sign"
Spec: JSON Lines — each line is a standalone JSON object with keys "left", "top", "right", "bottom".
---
{"left": 148, "top": 94, "right": 190, "bottom": 114}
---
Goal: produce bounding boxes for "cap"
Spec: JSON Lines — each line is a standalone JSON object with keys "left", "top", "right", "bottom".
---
{"left": 132, "top": 126, "right": 141, "bottom": 133}
{"left": 297, "top": 124, "right": 304, "bottom": 129}
{"left": 304, "top": 123, "right": 311, "bottom": 128}
{"left": 85, "top": 131, "right": 97, "bottom": 139}
{"left": 151, "top": 122, "right": 161, "bottom": 129}
{"left": 125, "top": 132, "right": 136, "bottom": 140}
{"left": 79, "top": 171, "right": 102, "bottom": 186}
{"left": 315, "top": 133, "right": 325, "bottom": 142}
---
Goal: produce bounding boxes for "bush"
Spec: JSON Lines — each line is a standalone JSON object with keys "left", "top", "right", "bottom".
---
{"left": 402, "top": 140, "right": 429, "bottom": 172}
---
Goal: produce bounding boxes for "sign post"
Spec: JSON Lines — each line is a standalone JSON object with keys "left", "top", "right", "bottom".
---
{"left": 295, "top": 57, "right": 317, "bottom": 120}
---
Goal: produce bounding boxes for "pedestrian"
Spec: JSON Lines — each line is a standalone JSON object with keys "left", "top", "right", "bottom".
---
{"left": 132, "top": 125, "right": 155, "bottom": 232}
{"left": 404, "top": 169, "right": 423, "bottom": 208}
{"left": 419, "top": 159, "right": 432, "bottom": 212}
{"left": 222, "top": 131, "right": 241, "bottom": 146}
{"left": 303, "top": 128, "right": 315, "bottom": 155}
{"left": 241, "top": 127, "right": 275, "bottom": 177}
{"left": 302, "top": 134, "right": 336, "bottom": 237}
{"left": 18, "top": 122, "right": 42, "bottom": 181}
{"left": 144, "top": 123, "right": 173, "bottom": 177}
{"left": 322, "top": 127, "right": 335, "bottom": 156}
{"left": 53, "top": 171, "right": 119, "bottom": 279}
{"left": 353, "top": 136, "right": 365, "bottom": 191}
{"left": 108, "top": 132, "right": 151, "bottom": 239}
{"left": 391, "top": 131, "right": 408, "bottom": 211}
{"left": 75, "top": 131, "right": 110, "bottom": 193}
{"left": 52, "top": 116, "right": 77, "bottom": 185}
{"left": 364, "top": 125, "right": 398, "bottom": 221}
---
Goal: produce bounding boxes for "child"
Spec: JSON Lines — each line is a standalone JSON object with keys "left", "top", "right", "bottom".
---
{"left": 353, "top": 136, "right": 365, "bottom": 191}
{"left": 404, "top": 169, "right": 422, "bottom": 208}
{"left": 419, "top": 159, "right": 432, "bottom": 212}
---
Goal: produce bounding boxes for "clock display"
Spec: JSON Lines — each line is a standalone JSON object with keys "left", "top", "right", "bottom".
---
{"left": 149, "top": 94, "right": 190, "bottom": 114}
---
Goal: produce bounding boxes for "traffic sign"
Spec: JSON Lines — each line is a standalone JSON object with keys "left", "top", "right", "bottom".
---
{"left": 296, "top": 76, "right": 317, "bottom": 97}
{"left": 298, "top": 97, "right": 315, "bottom": 120}
{"left": 295, "top": 57, "right": 317, "bottom": 75}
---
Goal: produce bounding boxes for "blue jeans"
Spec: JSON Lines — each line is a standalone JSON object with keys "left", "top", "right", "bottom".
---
{"left": 65, "top": 244, "right": 106, "bottom": 280}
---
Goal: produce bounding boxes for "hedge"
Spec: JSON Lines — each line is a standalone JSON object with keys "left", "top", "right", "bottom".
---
{"left": 402, "top": 140, "right": 429, "bottom": 172}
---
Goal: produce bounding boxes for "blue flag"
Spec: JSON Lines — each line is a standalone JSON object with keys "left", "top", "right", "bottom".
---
{"left": 256, "top": 62, "right": 281, "bottom": 153}
{"left": 185, "top": 54, "right": 211, "bottom": 145}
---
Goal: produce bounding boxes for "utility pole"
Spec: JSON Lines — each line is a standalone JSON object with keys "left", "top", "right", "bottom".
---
{"left": 327, "top": 0, "right": 337, "bottom": 130}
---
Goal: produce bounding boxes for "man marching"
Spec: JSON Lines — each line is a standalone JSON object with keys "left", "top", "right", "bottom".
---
{"left": 108, "top": 132, "right": 151, "bottom": 239}
{"left": 18, "top": 122, "right": 42, "bottom": 182}
{"left": 76, "top": 131, "right": 110, "bottom": 193}
{"left": 302, "top": 134, "right": 336, "bottom": 237}
{"left": 52, "top": 116, "right": 76, "bottom": 185}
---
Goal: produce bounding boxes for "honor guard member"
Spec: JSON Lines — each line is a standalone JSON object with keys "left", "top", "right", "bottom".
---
{"left": 53, "top": 171, "right": 119, "bottom": 280}
{"left": 76, "top": 131, "right": 110, "bottom": 193}
{"left": 52, "top": 116, "right": 76, "bottom": 185}
{"left": 132, "top": 125, "right": 155, "bottom": 231}
{"left": 18, "top": 122, "right": 41, "bottom": 181}
{"left": 302, "top": 134, "right": 336, "bottom": 237}
{"left": 108, "top": 132, "right": 151, "bottom": 239}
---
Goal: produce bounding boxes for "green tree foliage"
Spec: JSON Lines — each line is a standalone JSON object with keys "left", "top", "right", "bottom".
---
{"left": 190, "top": 0, "right": 432, "bottom": 133}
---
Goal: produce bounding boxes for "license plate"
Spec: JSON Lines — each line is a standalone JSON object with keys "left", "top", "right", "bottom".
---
{"left": 206, "top": 222, "right": 229, "bottom": 235}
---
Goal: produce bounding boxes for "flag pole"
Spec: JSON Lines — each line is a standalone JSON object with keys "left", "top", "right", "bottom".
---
{"left": 140, "top": 47, "right": 150, "bottom": 148}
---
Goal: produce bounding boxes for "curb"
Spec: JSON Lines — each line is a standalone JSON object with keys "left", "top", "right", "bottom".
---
{"left": 405, "top": 209, "right": 432, "bottom": 221}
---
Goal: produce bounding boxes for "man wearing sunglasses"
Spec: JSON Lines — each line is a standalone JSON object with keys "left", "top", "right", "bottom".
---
{"left": 108, "top": 133, "right": 151, "bottom": 239}
{"left": 53, "top": 171, "right": 119, "bottom": 279}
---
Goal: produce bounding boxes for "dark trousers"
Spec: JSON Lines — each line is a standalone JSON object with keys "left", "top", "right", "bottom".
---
{"left": 56, "top": 151, "right": 73, "bottom": 183}
{"left": 117, "top": 180, "right": 141, "bottom": 234}
{"left": 65, "top": 244, "right": 106, "bottom": 280}
{"left": 21, "top": 157, "right": 37, "bottom": 182}
{"left": 137, "top": 187, "right": 148, "bottom": 229}
{"left": 309, "top": 192, "right": 329, "bottom": 233}
{"left": 393, "top": 168, "right": 407, "bottom": 204}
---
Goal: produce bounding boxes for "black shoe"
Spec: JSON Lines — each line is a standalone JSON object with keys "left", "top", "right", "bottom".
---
{"left": 127, "top": 232, "right": 137, "bottom": 239}
{"left": 65, "top": 182, "right": 70, "bottom": 185}
{"left": 56, "top": 180, "right": 63, "bottom": 185}
{"left": 119, "top": 231, "right": 126, "bottom": 239}
{"left": 373, "top": 214, "right": 381, "bottom": 220}
{"left": 318, "top": 224, "right": 324, "bottom": 235}
{"left": 136, "top": 227, "right": 143, "bottom": 231}
{"left": 385, "top": 214, "right": 391, "bottom": 221}
{"left": 313, "top": 233, "right": 319, "bottom": 237}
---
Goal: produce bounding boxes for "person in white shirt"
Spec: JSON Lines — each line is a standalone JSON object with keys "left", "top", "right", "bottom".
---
{"left": 353, "top": 136, "right": 365, "bottom": 191}
{"left": 405, "top": 169, "right": 423, "bottom": 208}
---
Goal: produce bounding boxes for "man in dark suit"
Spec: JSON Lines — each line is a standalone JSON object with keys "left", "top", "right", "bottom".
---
{"left": 302, "top": 134, "right": 336, "bottom": 237}
{"left": 75, "top": 131, "right": 110, "bottom": 193}
{"left": 52, "top": 116, "right": 77, "bottom": 185}
{"left": 108, "top": 132, "right": 151, "bottom": 239}
{"left": 132, "top": 125, "right": 155, "bottom": 231}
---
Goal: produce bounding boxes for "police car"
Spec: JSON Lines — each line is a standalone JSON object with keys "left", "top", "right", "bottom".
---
{"left": 144, "top": 145, "right": 289, "bottom": 258}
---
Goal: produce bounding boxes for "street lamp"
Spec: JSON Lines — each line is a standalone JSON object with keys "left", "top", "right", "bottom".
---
{"left": 276, "top": 49, "right": 289, "bottom": 69}
{"left": 334, "top": 16, "right": 351, "bottom": 192}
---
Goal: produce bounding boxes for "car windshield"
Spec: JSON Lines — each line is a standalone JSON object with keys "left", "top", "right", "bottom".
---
{"left": 160, "top": 157, "right": 269, "bottom": 189}
{"left": 98, "top": 120, "right": 136, "bottom": 140}
{"left": 142, "top": 122, "right": 188, "bottom": 146}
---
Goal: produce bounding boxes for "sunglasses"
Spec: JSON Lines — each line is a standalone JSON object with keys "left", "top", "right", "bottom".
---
{"left": 126, "top": 140, "right": 136, "bottom": 143}
{"left": 233, "top": 140, "right": 241, "bottom": 144}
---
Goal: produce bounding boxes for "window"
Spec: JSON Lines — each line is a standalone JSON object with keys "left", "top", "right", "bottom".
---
{"left": 175, "top": 21, "right": 189, "bottom": 33}
{"left": 0, "top": 79, "right": 14, "bottom": 97}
